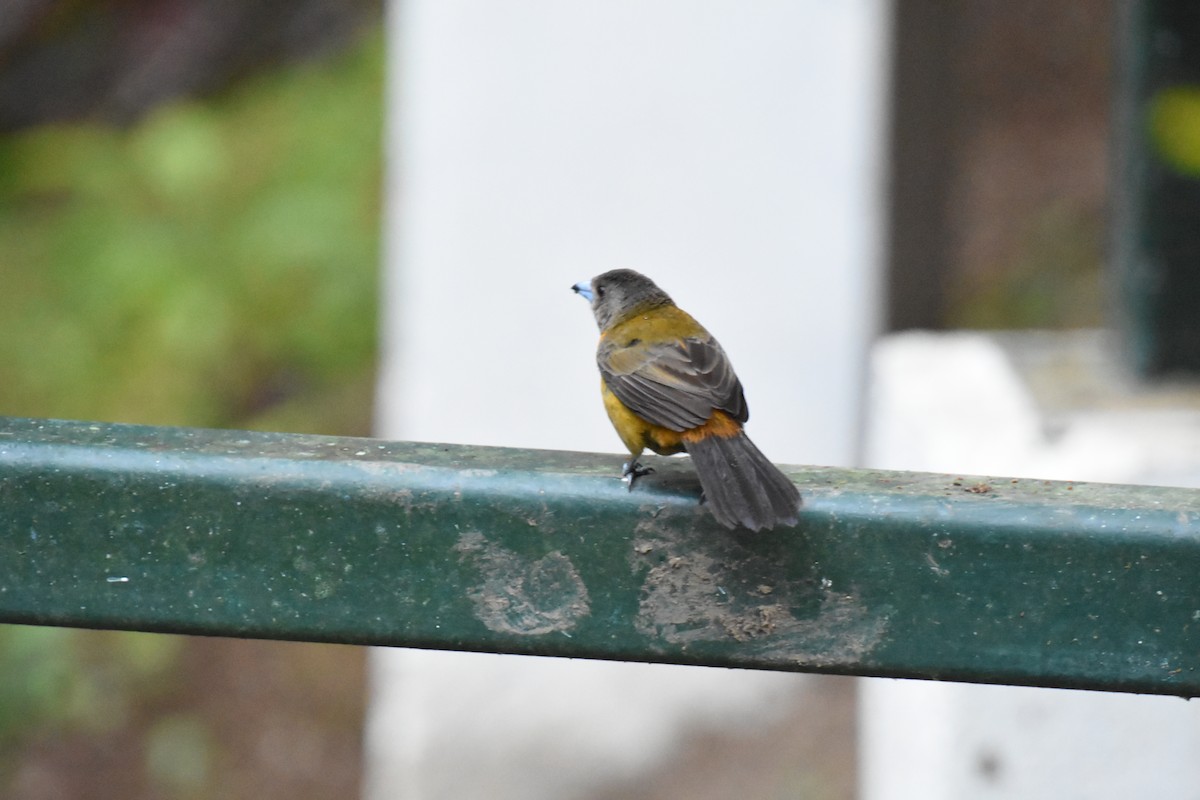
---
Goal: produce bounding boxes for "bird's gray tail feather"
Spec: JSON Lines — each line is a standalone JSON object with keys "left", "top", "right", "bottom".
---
{"left": 683, "top": 433, "right": 801, "bottom": 531}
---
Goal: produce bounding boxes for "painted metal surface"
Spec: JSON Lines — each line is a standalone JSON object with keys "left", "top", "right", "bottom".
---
{"left": 1, "top": 416, "right": 1198, "bottom": 695}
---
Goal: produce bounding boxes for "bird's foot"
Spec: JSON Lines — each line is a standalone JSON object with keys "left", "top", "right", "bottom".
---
{"left": 621, "top": 461, "right": 655, "bottom": 491}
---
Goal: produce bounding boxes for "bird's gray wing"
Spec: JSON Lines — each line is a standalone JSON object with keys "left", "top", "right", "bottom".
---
{"left": 597, "top": 335, "right": 747, "bottom": 432}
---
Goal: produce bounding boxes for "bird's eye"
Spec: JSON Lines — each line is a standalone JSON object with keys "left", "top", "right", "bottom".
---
{"left": 596, "top": 286, "right": 605, "bottom": 298}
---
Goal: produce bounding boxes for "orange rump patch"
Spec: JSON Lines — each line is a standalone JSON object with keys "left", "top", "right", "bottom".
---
{"left": 681, "top": 410, "right": 743, "bottom": 443}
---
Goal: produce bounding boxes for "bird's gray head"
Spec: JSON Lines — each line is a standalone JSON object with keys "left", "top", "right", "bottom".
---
{"left": 571, "top": 269, "right": 674, "bottom": 331}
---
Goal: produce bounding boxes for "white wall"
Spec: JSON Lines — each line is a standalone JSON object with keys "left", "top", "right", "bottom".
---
{"left": 369, "top": 1, "right": 889, "bottom": 797}
{"left": 378, "top": 0, "right": 887, "bottom": 466}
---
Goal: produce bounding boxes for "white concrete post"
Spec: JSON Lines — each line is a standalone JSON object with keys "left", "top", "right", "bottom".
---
{"left": 369, "top": 2, "right": 889, "bottom": 797}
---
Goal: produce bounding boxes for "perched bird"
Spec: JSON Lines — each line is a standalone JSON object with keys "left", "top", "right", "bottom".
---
{"left": 572, "top": 268, "right": 801, "bottom": 531}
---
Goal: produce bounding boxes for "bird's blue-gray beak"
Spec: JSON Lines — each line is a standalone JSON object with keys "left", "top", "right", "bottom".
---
{"left": 572, "top": 281, "right": 594, "bottom": 302}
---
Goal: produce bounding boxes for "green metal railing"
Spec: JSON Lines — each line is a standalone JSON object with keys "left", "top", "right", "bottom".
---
{"left": 1, "top": 415, "right": 1198, "bottom": 696}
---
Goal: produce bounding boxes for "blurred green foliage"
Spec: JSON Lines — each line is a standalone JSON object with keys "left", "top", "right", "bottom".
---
{"left": 0, "top": 628, "right": 183, "bottom": 745}
{"left": 0, "top": 25, "right": 382, "bottom": 792}
{"left": 0, "top": 27, "right": 382, "bottom": 434}
{"left": 1150, "top": 84, "right": 1200, "bottom": 176}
